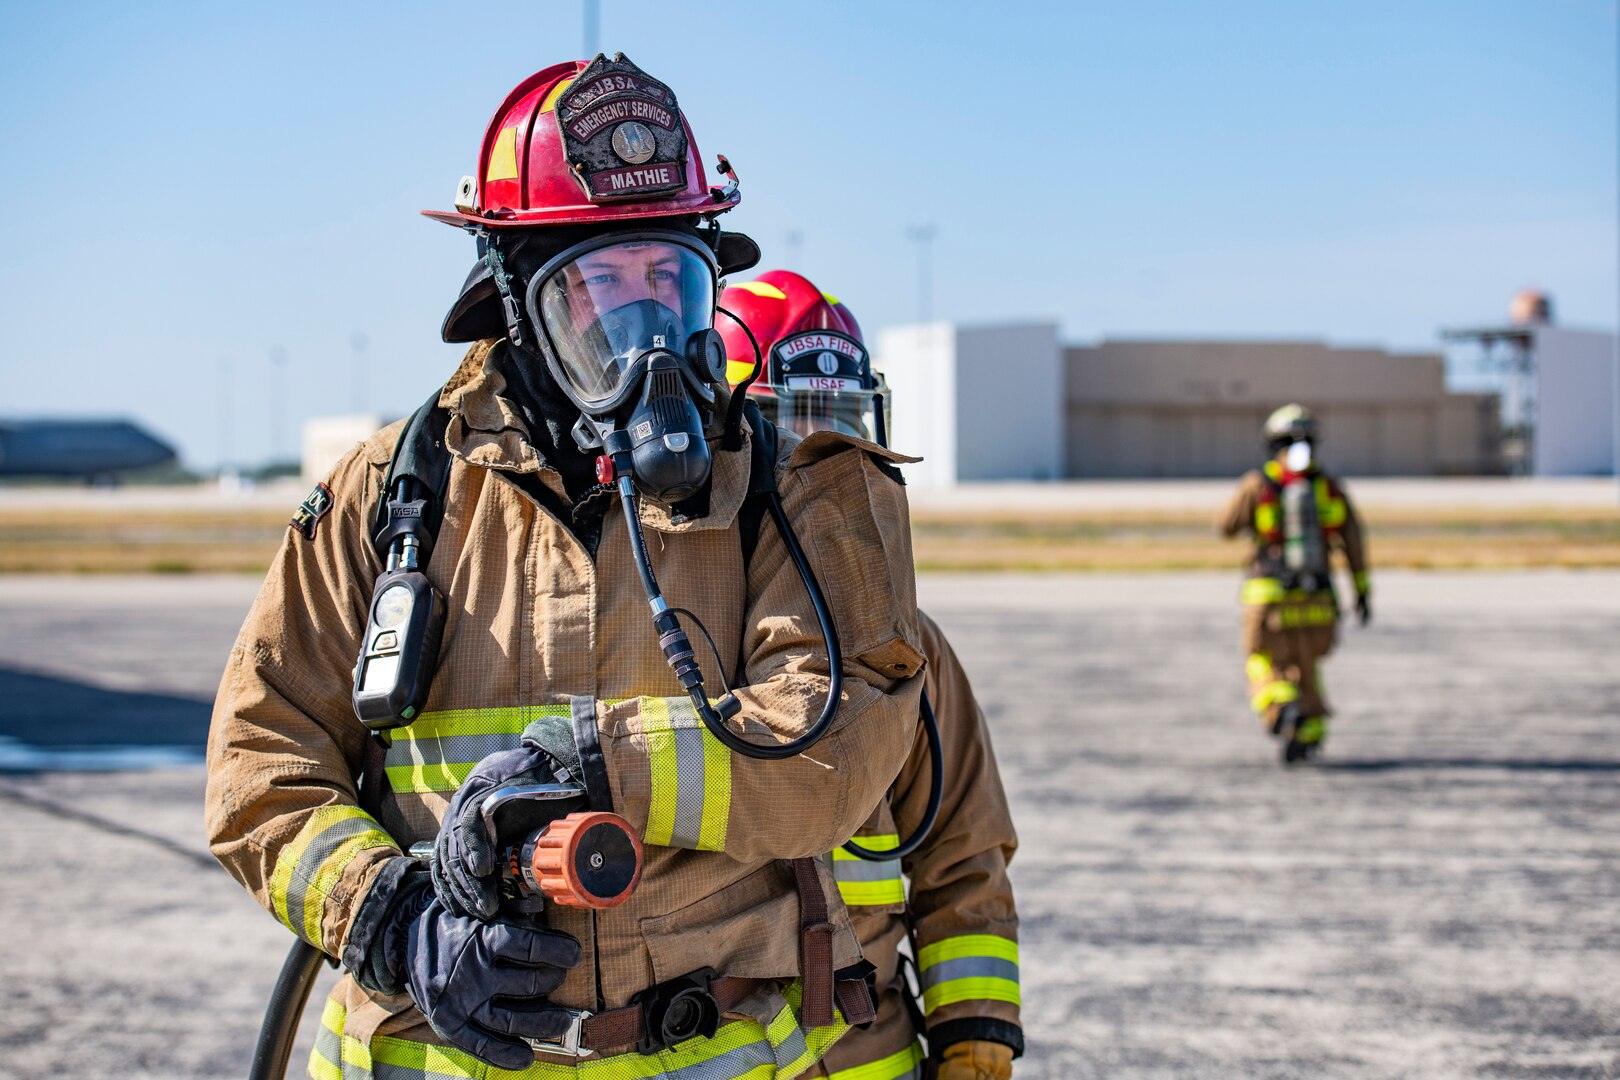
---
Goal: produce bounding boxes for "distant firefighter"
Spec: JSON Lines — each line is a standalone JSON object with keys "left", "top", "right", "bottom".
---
{"left": 1219, "top": 405, "right": 1371, "bottom": 764}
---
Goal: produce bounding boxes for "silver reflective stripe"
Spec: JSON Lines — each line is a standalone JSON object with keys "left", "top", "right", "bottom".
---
{"left": 833, "top": 858, "right": 902, "bottom": 883}
{"left": 282, "top": 815, "right": 380, "bottom": 942}
{"left": 666, "top": 1039, "right": 777, "bottom": 1080}
{"left": 396, "top": 732, "right": 520, "bottom": 771}
{"left": 671, "top": 721, "right": 708, "bottom": 849}
{"left": 920, "top": 955, "right": 1021, "bottom": 989}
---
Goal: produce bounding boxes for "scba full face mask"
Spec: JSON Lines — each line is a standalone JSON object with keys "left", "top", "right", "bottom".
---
{"left": 524, "top": 230, "right": 727, "bottom": 503}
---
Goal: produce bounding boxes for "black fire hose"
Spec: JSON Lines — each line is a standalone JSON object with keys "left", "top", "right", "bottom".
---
{"left": 617, "top": 476, "right": 844, "bottom": 761}
{"left": 250, "top": 937, "right": 327, "bottom": 1080}
{"left": 841, "top": 687, "right": 943, "bottom": 861}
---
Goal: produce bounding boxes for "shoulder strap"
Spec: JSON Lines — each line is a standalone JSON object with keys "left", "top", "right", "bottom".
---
{"left": 371, "top": 390, "right": 453, "bottom": 566}
{"left": 737, "top": 399, "right": 780, "bottom": 571}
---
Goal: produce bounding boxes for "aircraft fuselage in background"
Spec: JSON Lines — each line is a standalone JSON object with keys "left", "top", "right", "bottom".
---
{"left": 0, "top": 419, "right": 178, "bottom": 480}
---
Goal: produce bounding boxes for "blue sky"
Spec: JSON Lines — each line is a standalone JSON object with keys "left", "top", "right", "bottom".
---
{"left": 1, "top": 1, "right": 1613, "bottom": 468}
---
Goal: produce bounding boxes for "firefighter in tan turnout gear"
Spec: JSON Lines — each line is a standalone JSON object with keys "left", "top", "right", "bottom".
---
{"left": 717, "top": 271, "right": 1022, "bottom": 1080}
{"left": 207, "top": 57, "right": 930, "bottom": 1080}
{"left": 1219, "top": 404, "right": 1371, "bottom": 764}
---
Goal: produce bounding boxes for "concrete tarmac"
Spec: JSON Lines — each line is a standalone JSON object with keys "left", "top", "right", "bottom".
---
{"left": 0, "top": 572, "right": 1615, "bottom": 1079}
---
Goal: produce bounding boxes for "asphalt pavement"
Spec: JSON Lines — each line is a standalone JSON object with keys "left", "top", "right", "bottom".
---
{"left": 0, "top": 572, "right": 1615, "bottom": 1079}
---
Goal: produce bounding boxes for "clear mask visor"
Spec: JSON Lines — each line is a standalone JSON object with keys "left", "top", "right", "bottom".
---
{"left": 529, "top": 236, "right": 717, "bottom": 411}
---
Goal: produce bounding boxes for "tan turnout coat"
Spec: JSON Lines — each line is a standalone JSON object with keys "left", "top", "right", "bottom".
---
{"left": 205, "top": 341, "right": 927, "bottom": 1076}
{"left": 813, "top": 611, "right": 1021, "bottom": 1079}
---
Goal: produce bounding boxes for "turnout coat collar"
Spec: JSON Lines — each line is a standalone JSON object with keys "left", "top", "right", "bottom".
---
{"left": 437, "top": 338, "right": 751, "bottom": 534}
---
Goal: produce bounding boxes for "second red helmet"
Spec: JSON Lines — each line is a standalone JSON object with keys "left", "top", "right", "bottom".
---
{"left": 718, "top": 271, "right": 885, "bottom": 444}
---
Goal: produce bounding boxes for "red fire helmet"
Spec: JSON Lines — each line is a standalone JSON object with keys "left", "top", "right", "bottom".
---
{"left": 424, "top": 54, "right": 740, "bottom": 230}
{"left": 718, "top": 271, "right": 864, "bottom": 387}
{"left": 719, "top": 271, "right": 887, "bottom": 444}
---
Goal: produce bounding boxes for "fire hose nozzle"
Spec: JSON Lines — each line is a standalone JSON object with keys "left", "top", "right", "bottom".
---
{"left": 521, "top": 811, "right": 645, "bottom": 909}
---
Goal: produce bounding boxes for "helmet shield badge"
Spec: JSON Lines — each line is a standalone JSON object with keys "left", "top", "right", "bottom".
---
{"left": 764, "top": 330, "right": 883, "bottom": 442}
{"left": 555, "top": 54, "right": 691, "bottom": 202}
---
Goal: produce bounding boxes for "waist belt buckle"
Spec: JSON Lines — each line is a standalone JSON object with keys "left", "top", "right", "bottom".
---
{"left": 525, "top": 1010, "right": 593, "bottom": 1059}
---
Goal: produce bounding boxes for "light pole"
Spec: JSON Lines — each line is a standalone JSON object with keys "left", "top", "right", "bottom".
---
{"left": 583, "top": 0, "right": 599, "bottom": 57}
{"left": 219, "top": 357, "right": 233, "bottom": 482}
{"left": 905, "top": 224, "right": 937, "bottom": 323}
{"left": 350, "top": 332, "right": 369, "bottom": 413}
{"left": 269, "top": 346, "right": 287, "bottom": 471}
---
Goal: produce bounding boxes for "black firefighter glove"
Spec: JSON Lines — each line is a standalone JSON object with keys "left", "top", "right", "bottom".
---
{"left": 1356, "top": 591, "right": 1372, "bottom": 626}
{"left": 346, "top": 860, "right": 581, "bottom": 1070}
{"left": 433, "top": 737, "right": 571, "bottom": 919}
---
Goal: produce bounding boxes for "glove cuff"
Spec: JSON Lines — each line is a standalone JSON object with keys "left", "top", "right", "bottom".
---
{"left": 928, "top": 1017, "right": 1025, "bottom": 1059}
{"left": 344, "top": 857, "right": 431, "bottom": 995}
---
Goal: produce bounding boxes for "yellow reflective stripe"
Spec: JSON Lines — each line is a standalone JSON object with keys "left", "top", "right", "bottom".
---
{"left": 918, "top": 936, "right": 1021, "bottom": 1016}
{"left": 1354, "top": 570, "right": 1370, "bottom": 593}
{"left": 733, "top": 280, "right": 788, "bottom": 299}
{"left": 835, "top": 833, "right": 900, "bottom": 857}
{"left": 268, "top": 806, "right": 396, "bottom": 950}
{"left": 837, "top": 878, "right": 907, "bottom": 906}
{"left": 1314, "top": 477, "right": 1347, "bottom": 528}
{"left": 645, "top": 696, "right": 679, "bottom": 848}
{"left": 538, "top": 76, "right": 575, "bottom": 115}
{"left": 311, "top": 994, "right": 375, "bottom": 1079}
{"left": 1264, "top": 460, "right": 1283, "bottom": 482}
{"left": 1276, "top": 604, "right": 1336, "bottom": 628}
{"left": 1242, "top": 578, "right": 1284, "bottom": 605}
{"left": 1251, "top": 680, "right": 1299, "bottom": 713}
{"left": 321, "top": 977, "right": 845, "bottom": 1079}
{"left": 1254, "top": 503, "right": 1278, "bottom": 536}
{"left": 776, "top": 978, "right": 851, "bottom": 1077}
{"left": 384, "top": 705, "right": 572, "bottom": 794}
{"left": 699, "top": 711, "right": 732, "bottom": 851}
{"left": 828, "top": 1042, "right": 924, "bottom": 1080}
{"left": 918, "top": 934, "right": 1020, "bottom": 969}
{"left": 726, "top": 358, "right": 758, "bottom": 385}
{"left": 1245, "top": 652, "right": 1274, "bottom": 683}
{"left": 485, "top": 125, "right": 519, "bottom": 182}
{"left": 643, "top": 697, "right": 732, "bottom": 852}
{"left": 833, "top": 833, "right": 904, "bottom": 906}
{"left": 922, "top": 976, "right": 1022, "bottom": 1014}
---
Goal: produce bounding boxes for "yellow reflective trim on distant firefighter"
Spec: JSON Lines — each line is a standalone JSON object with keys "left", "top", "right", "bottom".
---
{"left": 1245, "top": 652, "right": 1274, "bottom": 683}
{"left": 1251, "top": 680, "right": 1299, "bottom": 713}
{"left": 1254, "top": 502, "right": 1278, "bottom": 536}
{"left": 1243, "top": 578, "right": 1284, "bottom": 604}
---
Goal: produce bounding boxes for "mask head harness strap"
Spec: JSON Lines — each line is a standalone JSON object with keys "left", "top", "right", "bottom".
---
{"left": 481, "top": 233, "right": 527, "bottom": 348}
